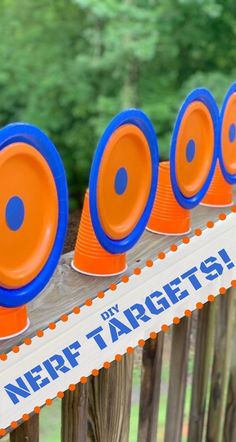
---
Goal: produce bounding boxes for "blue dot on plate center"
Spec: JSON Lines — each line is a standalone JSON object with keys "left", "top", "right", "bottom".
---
{"left": 6, "top": 196, "right": 25, "bottom": 231}
{"left": 229, "top": 124, "right": 236, "bottom": 143}
{"left": 186, "top": 139, "right": 196, "bottom": 162}
{"left": 115, "top": 167, "right": 128, "bottom": 195}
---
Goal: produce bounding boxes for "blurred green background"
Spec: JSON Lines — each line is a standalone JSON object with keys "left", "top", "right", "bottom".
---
{"left": 1, "top": 0, "right": 236, "bottom": 208}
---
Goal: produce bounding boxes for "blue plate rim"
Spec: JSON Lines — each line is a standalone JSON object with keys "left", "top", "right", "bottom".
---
{"left": 0, "top": 123, "right": 68, "bottom": 308}
{"left": 89, "top": 109, "right": 159, "bottom": 254}
{"left": 170, "top": 88, "right": 219, "bottom": 209}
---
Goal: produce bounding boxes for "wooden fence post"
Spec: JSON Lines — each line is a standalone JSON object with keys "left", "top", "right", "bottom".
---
{"left": 206, "top": 289, "right": 235, "bottom": 442}
{"left": 61, "top": 383, "right": 88, "bottom": 442}
{"left": 88, "top": 354, "right": 134, "bottom": 442}
{"left": 164, "top": 317, "right": 191, "bottom": 442}
{"left": 10, "top": 415, "right": 39, "bottom": 442}
{"left": 188, "top": 302, "right": 216, "bottom": 442}
{"left": 221, "top": 289, "right": 236, "bottom": 442}
{"left": 137, "top": 333, "right": 164, "bottom": 442}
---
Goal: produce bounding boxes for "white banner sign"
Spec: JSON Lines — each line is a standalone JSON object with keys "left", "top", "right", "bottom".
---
{"left": 1, "top": 212, "right": 236, "bottom": 430}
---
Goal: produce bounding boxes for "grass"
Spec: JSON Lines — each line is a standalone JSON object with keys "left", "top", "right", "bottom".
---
{"left": 40, "top": 400, "right": 61, "bottom": 442}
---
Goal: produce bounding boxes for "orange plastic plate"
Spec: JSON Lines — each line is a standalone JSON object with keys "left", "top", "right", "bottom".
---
{"left": 0, "top": 143, "right": 58, "bottom": 289}
{"left": 97, "top": 124, "right": 152, "bottom": 240}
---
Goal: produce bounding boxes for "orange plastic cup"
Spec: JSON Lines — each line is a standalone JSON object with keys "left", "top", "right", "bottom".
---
{"left": 146, "top": 161, "right": 190, "bottom": 235}
{"left": 0, "top": 305, "right": 29, "bottom": 340}
{"left": 72, "top": 190, "right": 127, "bottom": 276}
{"left": 201, "top": 162, "right": 233, "bottom": 207}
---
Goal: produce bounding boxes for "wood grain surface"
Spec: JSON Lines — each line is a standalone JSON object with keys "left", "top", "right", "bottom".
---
{"left": 206, "top": 289, "right": 235, "bottom": 442}
{"left": 188, "top": 301, "right": 216, "bottom": 442}
{"left": 0, "top": 204, "right": 231, "bottom": 355}
{"left": 87, "top": 354, "right": 134, "bottom": 442}
{"left": 164, "top": 316, "right": 191, "bottom": 442}
{"left": 9, "top": 414, "right": 39, "bottom": 442}
{"left": 137, "top": 333, "right": 164, "bottom": 442}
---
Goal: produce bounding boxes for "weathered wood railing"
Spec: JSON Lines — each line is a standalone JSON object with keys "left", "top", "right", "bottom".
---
{"left": 1, "top": 205, "right": 236, "bottom": 442}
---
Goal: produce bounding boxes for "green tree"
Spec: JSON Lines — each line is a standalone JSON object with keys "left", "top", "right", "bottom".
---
{"left": 0, "top": 0, "right": 236, "bottom": 206}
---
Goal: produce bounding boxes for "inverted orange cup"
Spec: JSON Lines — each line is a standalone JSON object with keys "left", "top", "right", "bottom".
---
{"left": 72, "top": 190, "right": 127, "bottom": 276}
{"left": 0, "top": 305, "right": 29, "bottom": 340}
{"left": 146, "top": 161, "right": 190, "bottom": 235}
{"left": 201, "top": 162, "right": 233, "bottom": 207}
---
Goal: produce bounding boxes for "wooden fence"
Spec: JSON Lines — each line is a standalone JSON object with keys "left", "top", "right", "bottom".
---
{"left": 2, "top": 287, "right": 236, "bottom": 442}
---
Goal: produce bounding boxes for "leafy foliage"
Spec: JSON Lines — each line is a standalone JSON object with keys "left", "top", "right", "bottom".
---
{"left": 0, "top": 0, "right": 236, "bottom": 206}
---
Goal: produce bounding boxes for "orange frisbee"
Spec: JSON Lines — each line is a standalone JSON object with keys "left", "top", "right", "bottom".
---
{"left": 89, "top": 109, "right": 158, "bottom": 254}
{"left": 0, "top": 143, "right": 58, "bottom": 289}
{"left": 170, "top": 89, "right": 219, "bottom": 209}
{"left": 97, "top": 124, "right": 152, "bottom": 240}
{"left": 219, "top": 84, "right": 236, "bottom": 183}
{"left": 175, "top": 101, "right": 214, "bottom": 198}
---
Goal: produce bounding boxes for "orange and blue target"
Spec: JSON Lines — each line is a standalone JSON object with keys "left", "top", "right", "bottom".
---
{"left": 170, "top": 88, "right": 219, "bottom": 209}
{"left": 89, "top": 109, "right": 159, "bottom": 254}
{"left": 219, "top": 83, "right": 236, "bottom": 184}
{"left": 0, "top": 123, "right": 68, "bottom": 308}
